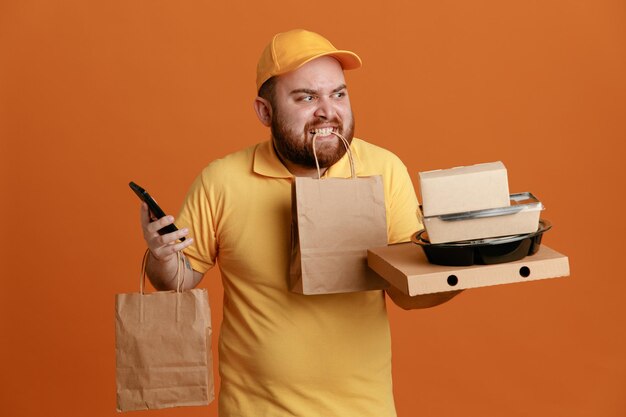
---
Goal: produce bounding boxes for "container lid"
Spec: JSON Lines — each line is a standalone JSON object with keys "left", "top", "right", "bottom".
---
{"left": 423, "top": 192, "right": 543, "bottom": 222}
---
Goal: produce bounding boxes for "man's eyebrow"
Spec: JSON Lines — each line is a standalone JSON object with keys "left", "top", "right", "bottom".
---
{"left": 290, "top": 88, "right": 317, "bottom": 95}
{"left": 289, "top": 84, "right": 347, "bottom": 95}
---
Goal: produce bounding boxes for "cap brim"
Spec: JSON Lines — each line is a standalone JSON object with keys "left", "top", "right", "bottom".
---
{"left": 296, "top": 50, "right": 362, "bottom": 72}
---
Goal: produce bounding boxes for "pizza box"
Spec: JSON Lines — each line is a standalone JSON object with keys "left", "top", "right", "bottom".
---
{"left": 367, "top": 243, "right": 569, "bottom": 295}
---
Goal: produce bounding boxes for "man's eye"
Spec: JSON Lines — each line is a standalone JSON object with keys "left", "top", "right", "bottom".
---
{"left": 333, "top": 92, "right": 346, "bottom": 98}
{"left": 300, "top": 96, "right": 314, "bottom": 102}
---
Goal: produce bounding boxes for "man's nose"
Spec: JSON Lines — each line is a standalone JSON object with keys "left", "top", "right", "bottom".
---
{"left": 313, "top": 98, "right": 336, "bottom": 120}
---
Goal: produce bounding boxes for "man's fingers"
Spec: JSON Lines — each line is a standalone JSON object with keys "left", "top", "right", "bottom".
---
{"left": 140, "top": 202, "right": 192, "bottom": 262}
{"left": 145, "top": 215, "right": 176, "bottom": 235}
{"left": 152, "top": 227, "right": 190, "bottom": 246}
{"left": 170, "top": 237, "right": 194, "bottom": 253}
{"left": 150, "top": 238, "right": 194, "bottom": 262}
{"left": 147, "top": 227, "right": 190, "bottom": 250}
{"left": 140, "top": 202, "right": 151, "bottom": 225}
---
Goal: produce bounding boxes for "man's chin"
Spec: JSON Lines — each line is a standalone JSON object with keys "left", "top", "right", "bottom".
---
{"left": 314, "top": 135, "right": 353, "bottom": 165}
{"left": 314, "top": 149, "right": 347, "bottom": 168}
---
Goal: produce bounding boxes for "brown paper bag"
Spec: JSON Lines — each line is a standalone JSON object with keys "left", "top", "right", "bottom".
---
{"left": 115, "top": 251, "right": 214, "bottom": 412}
{"left": 290, "top": 133, "right": 389, "bottom": 294}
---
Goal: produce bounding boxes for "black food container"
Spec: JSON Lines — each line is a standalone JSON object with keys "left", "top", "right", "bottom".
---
{"left": 411, "top": 219, "right": 552, "bottom": 266}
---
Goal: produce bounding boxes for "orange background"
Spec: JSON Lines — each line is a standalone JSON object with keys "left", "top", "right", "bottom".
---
{"left": 1, "top": 1, "right": 625, "bottom": 416}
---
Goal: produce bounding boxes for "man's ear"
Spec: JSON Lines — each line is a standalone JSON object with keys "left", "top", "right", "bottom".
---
{"left": 253, "top": 97, "right": 272, "bottom": 127}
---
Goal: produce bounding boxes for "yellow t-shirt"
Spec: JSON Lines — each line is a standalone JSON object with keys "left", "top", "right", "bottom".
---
{"left": 177, "top": 138, "right": 419, "bottom": 417}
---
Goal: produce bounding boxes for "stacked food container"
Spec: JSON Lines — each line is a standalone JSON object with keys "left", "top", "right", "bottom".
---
{"left": 413, "top": 161, "right": 551, "bottom": 266}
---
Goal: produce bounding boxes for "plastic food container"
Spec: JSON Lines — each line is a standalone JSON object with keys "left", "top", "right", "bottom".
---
{"left": 411, "top": 219, "right": 552, "bottom": 266}
{"left": 420, "top": 192, "right": 544, "bottom": 244}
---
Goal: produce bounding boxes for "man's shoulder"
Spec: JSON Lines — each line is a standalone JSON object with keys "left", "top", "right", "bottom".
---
{"left": 352, "top": 138, "right": 406, "bottom": 170}
{"left": 199, "top": 142, "right": 260, "bottom": 178}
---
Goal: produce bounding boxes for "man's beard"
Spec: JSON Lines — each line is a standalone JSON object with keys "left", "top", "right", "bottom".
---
{"left": 271, "top": 110, "right": 355, "bottom": 169}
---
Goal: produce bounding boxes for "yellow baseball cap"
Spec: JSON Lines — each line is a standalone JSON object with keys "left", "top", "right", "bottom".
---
{"left": 256, "top": 29, "right": 362, "bottom": 92}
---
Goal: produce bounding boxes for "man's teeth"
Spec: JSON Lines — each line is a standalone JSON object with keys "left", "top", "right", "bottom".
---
{"left": 312, "top": 127, "right": 334, "bottom": 136}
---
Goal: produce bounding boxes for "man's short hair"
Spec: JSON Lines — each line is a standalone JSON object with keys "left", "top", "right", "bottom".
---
{"left": 258, "top": 76, "right": 277, "bottom": 106}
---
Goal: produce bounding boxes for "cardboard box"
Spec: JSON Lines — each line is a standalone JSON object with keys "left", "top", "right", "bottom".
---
{"left": 419, "top": 161, "right": 510, "bottom": 217}
{"left": 367, "top": 243, "right": 569, "bottom": 295}
{"left": 421, "top": 192, "right": 544, "bottom": 244}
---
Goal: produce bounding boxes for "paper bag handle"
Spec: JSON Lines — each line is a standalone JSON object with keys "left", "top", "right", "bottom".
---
{"left": 139, "top": 249, "right": 186, "bottom": 295}
{"left": 312, "top": 131, "right": 356, "bottom": 179}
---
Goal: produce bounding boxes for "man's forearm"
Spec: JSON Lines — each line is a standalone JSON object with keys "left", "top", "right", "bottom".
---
{"left": 145, "top": 251, "right": 179, "bottom": 291}
{"left": 146, "top": 250, "right": 204, "bottom": 291}
{"left": 386, "top": 285, "right": 462, "bottom": 310}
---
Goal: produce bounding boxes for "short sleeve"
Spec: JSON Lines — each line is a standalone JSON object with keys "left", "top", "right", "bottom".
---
{"left": 386, "top": 160, "right": 422, "bottom": 244}
{"left": 175, "top": 170, "right": 218, "bottom": 274}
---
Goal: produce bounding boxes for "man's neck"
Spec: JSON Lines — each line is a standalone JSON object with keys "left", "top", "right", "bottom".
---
{"left": 272, "top": 140, "right": 328, "bottom": 178}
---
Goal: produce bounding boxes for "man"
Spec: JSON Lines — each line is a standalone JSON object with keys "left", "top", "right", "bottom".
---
{"left": 141, "top": 29, "right": 459, "bottom": 416}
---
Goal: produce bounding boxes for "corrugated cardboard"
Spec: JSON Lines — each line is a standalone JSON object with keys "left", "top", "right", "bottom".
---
{"left": 367, "top": 243, "right": 569, "bottom": 295}
{"left": 419, "top": 161, "right": 510, "bottom": 217}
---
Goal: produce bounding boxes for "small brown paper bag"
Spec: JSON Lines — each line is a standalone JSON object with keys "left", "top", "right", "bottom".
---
{"left": 290, "top": 133, "right": 389, "bottom": 294}
{"left": 115, "top": 251, "right": 214, "bottom": 412}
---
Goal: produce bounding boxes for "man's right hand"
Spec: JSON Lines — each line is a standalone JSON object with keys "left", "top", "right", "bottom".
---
{"left": 140, "top": 202, "right": 193, "bottom": 263}
{"left": 140, "top": 202, "right": 203, "bottom": 290}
